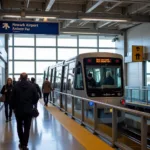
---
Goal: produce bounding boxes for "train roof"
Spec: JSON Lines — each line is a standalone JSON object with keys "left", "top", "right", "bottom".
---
{"left": 44, "top": 52, "right": 123, "bottom": 71}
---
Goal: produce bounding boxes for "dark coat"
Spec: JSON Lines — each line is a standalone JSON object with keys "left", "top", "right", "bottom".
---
{"left": 31, "top": 82, "right": 42, "bottom": 99}
{"left": 103, "top": 76, "right": 114, "bottom": 85}
{"left": 1, "top": 84, "right": 13, "bottom": 104}
{"left": 11, "top": 80, "right": 38, "bottom": 116}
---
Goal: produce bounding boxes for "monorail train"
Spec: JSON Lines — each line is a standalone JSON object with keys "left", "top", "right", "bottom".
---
{"left": 43, "top": 52, "right": 125, "bottom": 123}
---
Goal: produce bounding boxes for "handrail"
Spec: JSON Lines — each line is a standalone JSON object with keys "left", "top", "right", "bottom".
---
{"left": 52, "top": 90, "right": 149, "bottom": 150}
{"left": 55, "top": 91, "right": 150, "bottom": 118}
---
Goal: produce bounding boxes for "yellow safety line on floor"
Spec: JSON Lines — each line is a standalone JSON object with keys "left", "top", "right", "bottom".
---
{"left": 39, "top": 100, "right": 114, "bottom": 150}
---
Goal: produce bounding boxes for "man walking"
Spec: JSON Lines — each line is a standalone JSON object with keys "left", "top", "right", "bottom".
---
{"left": 42, "top": 78, "right": 52, "bottom": 106}
{"left": 12, "top": 72, "right": 38, "bottom": 150}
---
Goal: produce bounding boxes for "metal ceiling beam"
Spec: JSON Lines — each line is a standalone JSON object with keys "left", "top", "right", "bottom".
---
{"left": 26, "top": 0, "right": 30, "bottom": 8}
{"left": 127, "top": 3, "right": 150, "bottom": 14}
{"left": 96, "top": 21, "right": 111, "bottom": 28}
{"left": 86, "top": 0, "right": 105, "bottom": 13}
{"left": 61, "top": 28, "right": 122, "bottom": 35}
{"left": 62, "top": 20, "right": 76, "bottom": 28}
{"left": 1, "top": 10, "right": 150, "bottom": 23}
{"left": 45, "top": 0, "right": 55, "bottom": 11}
{"left": 105, "top": 1, "right": 122, "bottom": 12}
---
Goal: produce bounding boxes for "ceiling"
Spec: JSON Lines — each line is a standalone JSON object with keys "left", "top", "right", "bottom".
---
{"left": 1, "top": 0, "right": 150, "bottom": 35}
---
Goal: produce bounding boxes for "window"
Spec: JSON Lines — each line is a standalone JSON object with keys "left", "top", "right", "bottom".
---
{"left": 63, "top": 66, "right": 68, "bottom": 92}
{"left": 58, "top": 48, "right": 77, "bottom": 60}
{"left": 9, "top": 61, "right": 12, "bottom": 74}
{"left": 99, "top": 49, "right": 115, "bottom": 53}
{"left": 14, "top": 61, "right": 35, "bottom": 73}
{"left": 58, "top": 35, "right": 77, "bottom": 47}
{"left": 9, "top": 47, "right": 13, "bottom": 60}
{"left": 79, "top": 36, "right": 97, "bottom": 47}
{"left": 36, "top": 61, "right": 56, "bottom": 73}
{"left": 36, "top": 35, "right": 56, "bottom": 46}
{"left": 79, "top": 48, "right": 97, "bottom": 54}
{"left": 55, "top": 66, "right": 62, "bottom": 89}
{"left": 36, "top": 75, "right": 43, "bottom": 87}
{"left": 146, "top": 61, "right": 150, "bottom": 73}
{"left": 67, "top": 62, "right": 75, "bottom": 91}
{"left": 14, "top": 74, "right": 35, "bottom": 82}
{"left": 14, "top": 48, "right": 34, "bottom": 60}
{"left": 36, "top": 48, "right": 56, "bottom": 60}
{"left": 8, "top": 35, "right": 12, "bottom": 46}
{"left": 99, "top": 39, "right": 115, "bottom": 48}
{"left": 74, "top": 62, "right": 84, "bottom": 90}
{"left": 14, "top": 34, "right": 34, "bottom": 46}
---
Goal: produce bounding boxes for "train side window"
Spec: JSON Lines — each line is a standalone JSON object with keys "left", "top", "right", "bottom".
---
{"left": 51, "top": 68, "right": 56, "bottom": 88}
{"left": 74, "top": 62, "right": 84, "bottom": 90}
{"left": 63, "top": 65, "right": 68, "bottom": 92}
{"left": 67, "top": 61, "right": 75, "bottom": 91}
{"left": 55, "top": 66, "right": 62, "bottom": 89}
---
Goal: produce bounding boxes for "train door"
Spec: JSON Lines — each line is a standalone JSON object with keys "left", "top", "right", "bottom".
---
{"left": 49, "top": 69, "right": 52, "bottom": 102}
{"left": 66, "top": 61, "right": 75, "bottom": 114}
{"left": 62, "top": 65, "right": 69, "bottom": 110}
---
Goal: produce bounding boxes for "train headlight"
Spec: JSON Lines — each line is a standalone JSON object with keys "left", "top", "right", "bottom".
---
{"left": 120, "top": 99, "right": 125, "bottom": 105}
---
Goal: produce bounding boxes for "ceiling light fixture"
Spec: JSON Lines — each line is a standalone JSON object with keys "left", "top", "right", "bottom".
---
{"left": 3, "top": 15, "right": 21, "bottom": 18}
{"left": 25, "top": 16, "right": 57, "bottom": 19}
{"left": 80, "top": 18, "right": 129, "bottom": 22}
{"left": 61, "top": 31, "right": 99, "bottom": 35}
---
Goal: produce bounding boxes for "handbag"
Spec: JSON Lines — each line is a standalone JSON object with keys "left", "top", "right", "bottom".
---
{"left": 32, "top": 108, "right": 39, "bottom": 118}
{"left": 0, "top": 95, "right": 5, "bottom": 102}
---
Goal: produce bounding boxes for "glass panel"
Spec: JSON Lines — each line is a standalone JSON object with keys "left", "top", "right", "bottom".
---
{"left": 99, "top": 39, "right": 115, "bottom": 48}
{"left": 79, "top": 36, "right": 97, "bottom": 47}
{"left": 58, "top": 35, "right": 77, "bottom": 47}
{"left": 14, "top": 48, "right": 34, "bottom": 60}
{"left": 36, "top": 75, "right": 43, "bottom": 88}
{"left": 8, "top": 34, "right": 12, "bottom": 46}
{"left": 36, "top": 48, "right": 56, "bottom": 60}
{"left": 36, "top": 61, "right": 56, "bottom": 73}
{"left": 9, "top": 61, "right": 12, "bottom": 74}
{"left": 79, "top": 48, "right": 97, "bottom": 54}
{"left": 58, "top": 48, "right": 77, "bottom": 60}
{"left": 147, "top": 75, "right": 150, "bottom": 85}
{"left": 8, "top": 74, "right": 13, "bottom": 79}
{"left": 146, "top": 61, "right": 150, "bottom": 74}
{"left": 36, "top": 35, "right": 56, "bottom": 46}
{"left": 14, "top": 34, "right": 34, "bottom": 46}
{"left": 14, "top": 61, "right": 35, "bottom": 73}
{"left": 99, "top": 49, "right": 115, "bottom": 53}
{"left": 74, "top": 98, "right": 82, "bottom": 120}
{"left": 14, "top": 74, "right": 35, "bottom": 82}
{"left": 9, "top": 47, "right": 12, "bottom": 60}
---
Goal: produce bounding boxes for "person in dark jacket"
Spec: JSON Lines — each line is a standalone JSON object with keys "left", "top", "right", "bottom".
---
{"left": 13, "top": 77, "right": 17, "bottom": 86}
{"left": 103, "top": 71, "right": 114, "bottom": 85}
{"left": 87, "top": 73, "right": 96, "bottom": 88}
{"left": 1, "top": 78, "right": 13, "bottom": 122}
{"left": 31, "top": 77, "right": 42, "bottom": 108}
{"left": 12, "top": 72, "right": 38, "bottom": 150}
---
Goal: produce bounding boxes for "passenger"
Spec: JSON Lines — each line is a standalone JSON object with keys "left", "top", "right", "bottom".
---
{"left": 103, "top": 71, "right": 114, "bottom": 85}
{"left": 11, "top": 72, "right": 38, "bottom": 150}
{"left": 42, "top": 78, "right": 53, "bottom": 106}
{"left": 13, "top": 77, "right": 17, "bottom": 85}
{"left": 87, "top": 73, "right": 96, "bottom": 87}
{"left": 31, "top": 77, "right": 42, "bottom": 109}
{"left": 1, "top": 78, "right": 13, "bottom": 122}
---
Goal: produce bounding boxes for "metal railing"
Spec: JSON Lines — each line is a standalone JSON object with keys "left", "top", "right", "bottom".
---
{"left": 49, "top": 90, "right": 150, "bottom": 150}
{"left": 125, "top": 86, "right": 150, "bottom": 105}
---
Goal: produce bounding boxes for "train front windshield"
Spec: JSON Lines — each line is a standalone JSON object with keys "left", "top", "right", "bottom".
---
{"left": 84, "top": 57, "right": 123, "bottom": 97}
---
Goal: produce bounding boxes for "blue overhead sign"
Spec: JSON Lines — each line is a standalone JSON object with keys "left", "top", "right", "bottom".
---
{"left": 0, "top": 21, "right": 59, "bottom": 35}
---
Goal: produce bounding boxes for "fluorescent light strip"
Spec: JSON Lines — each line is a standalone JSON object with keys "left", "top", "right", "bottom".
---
{"left": 26, "top": 16, "right": 57, "bottom": 19}
{"left": 81, "top": 18, "right": 129, "bottom": 22}
{"left": 62, "top": 31, "right": 99, "bottom": 35}
{"left": 3, "top": 15, "right": 21, "bottom": 18}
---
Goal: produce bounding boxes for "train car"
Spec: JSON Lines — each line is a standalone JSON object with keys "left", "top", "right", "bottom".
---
{"left": 44, "top": 52, "right": 125, "bottom": 123}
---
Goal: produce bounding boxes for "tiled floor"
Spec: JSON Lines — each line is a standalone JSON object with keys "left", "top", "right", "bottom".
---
{"left": 0, "top": 103, "right": 86, "bottom": 150}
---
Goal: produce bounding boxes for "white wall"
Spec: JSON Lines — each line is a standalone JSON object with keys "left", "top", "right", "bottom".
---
{"left": 126, "top": 23, "right": 150, "bottom": 87}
